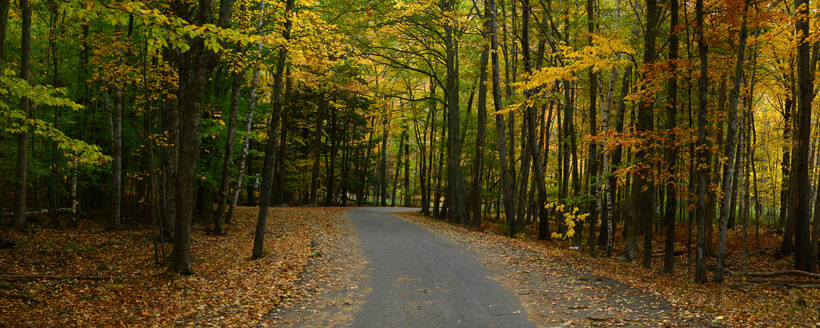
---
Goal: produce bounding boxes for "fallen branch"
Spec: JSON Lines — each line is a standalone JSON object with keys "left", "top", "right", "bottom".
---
{"left": 0, "top": 273, "right": 109, "bottom": 282}
{"left": 0, "top": 292, "right": 43, "bottom": 304}
{"left": 745, "top": 279, "right": 820, "bottom": 289}
{"left": 746, "top": 270, "right": 820, "bottom": 280}
{"left": 652, "top": 249, "right": 686, "bottom": 257}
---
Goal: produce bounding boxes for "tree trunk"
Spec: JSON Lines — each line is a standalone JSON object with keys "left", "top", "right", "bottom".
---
{"left": 391, "top": 130, "right": 406, "bottom": 207}
{"left": 311, "top": 99, "right": 325, "bottom": 204}
{"left": 13, "top": 0, "right": 31, "bottom": 231}
{"left": 326, "top": 101, "right": 338, "bottom": 206}
{"left": 663, "top": 0, "right": 679, "bottom": 274}
{"left": 359, "top": 116, "right": 376, "bottom": 206}
{"left": 111, "top": 86, "right": 123, "bottom": 229}
{"left": 584, "top": 0, "right": 599, "bottom": 256}
{"left": 715, "top": 0, "right": 749, "bottom": 282}
{"left": 471, "top": 1, "right": 490, "bottom": 226}
{"left": 214, "top": 71, "right": 243, "bottom": 233}
{"left": 379, "top": 109, "right": 390, "bottom": 206}
{"left": 633, "top": 0, "right": 658, "bottom": 268}
{"left": 227, "top": 0, "right": 265, "bottom": 225}
{"left": 443, "top": 0, "right": 467, "bottom": 225}
{"left": 779, "top": 98, "right": 793, "bottom": 255}
{"left": 793, "top": 0, "right": 814, "bottom": 271}
{"left": 695, "top": 0, "right": 710, "bottom": 283}
{"left": 488, "top": 0, "right": 515, "bottom": 236}
{"left": 252, "top": 0, "right": 293, "bottom": 260}
{"left": 404, "top": 129, "right": 411, "bottom": 207}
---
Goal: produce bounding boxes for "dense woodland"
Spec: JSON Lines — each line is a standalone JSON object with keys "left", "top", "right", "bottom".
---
{"left": 1, "top": 0, "right": 819, "bottom": 286}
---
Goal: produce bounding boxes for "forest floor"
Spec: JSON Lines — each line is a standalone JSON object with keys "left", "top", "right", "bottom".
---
{"left": 398, "top": 212, "right": 820, "bottom": 327}
{"left": 0, "top": 206, "right": 345, "bottom": 327}
{"left": 2, "top": 207, "right": 818, "bottom": 327}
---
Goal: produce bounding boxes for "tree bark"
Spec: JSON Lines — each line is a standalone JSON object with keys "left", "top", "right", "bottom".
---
{"left": 633, "top": 0, "right": 658, "bottom": 268}
{"left": 391, "top": 130, "right": 406, "bottom": 207}
{"left": 663, "top": 0, "right": 679, "bottom": 274}
{"left": 379, "top": 109, "right": 390, "bottom": 206}
{"left": 214, "top": 71, "right": 243, "bottom": 233}
{"left": 227, "top": 0, "right": 266, "bottom": 224}
{"left": 111, "top": 86, "right": 123, "bottom": 229}
{"left": 715, "top": 0, "right": 749, "bottom": 282}
{"left": 471, "top": 0, "right": 490, "bottom": 226}
{"left": 695, "top": 0, "right": 710, "bottom": 283}
{"left": 488, "top": 0, "right": 515, "bottom": 236}
{"left": 584, "top": 0, "right": 599, "bottom": 256}
{"left": 13, "top": 0, "right": 31, "bottom": 231}
{"left": 793, "top": 0, "right": 814, "bottom": 271}
{"left": 326, "top": 101, "right": 338, "bottom": 206}
{"left": 311, "top": 98, "right": 325, "bottom": 204}
{"left": 252, "top": 0, "right": 293, "bottom": 260}
{"left": 443, "top": 0, "right": 467, "bottom": 225}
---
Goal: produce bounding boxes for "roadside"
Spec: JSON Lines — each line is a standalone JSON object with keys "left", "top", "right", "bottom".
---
{"left": 265, "top": 210, "right": 370, "bottom": 328}
{"left": 0, "top": 206, "right": 344, "bottom": 327}
{"left": 396, "top": 212, "right": 720, "bottom": 327}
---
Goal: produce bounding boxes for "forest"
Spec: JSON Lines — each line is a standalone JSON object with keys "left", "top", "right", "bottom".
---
{"left": 0, "top": 0, "right": 819, "bottom": 326}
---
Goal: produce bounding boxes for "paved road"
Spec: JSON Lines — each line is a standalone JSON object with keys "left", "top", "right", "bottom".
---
{"left": 347, "top": 208, "right": 536, "bottom": 328}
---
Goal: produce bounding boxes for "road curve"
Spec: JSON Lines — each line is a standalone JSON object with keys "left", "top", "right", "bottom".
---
{"left": 347, "top": 208, "right": 536, "bottom": 328}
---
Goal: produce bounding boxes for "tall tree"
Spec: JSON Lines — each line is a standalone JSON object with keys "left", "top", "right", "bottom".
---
{"left": 470, "top": 0, "right": 490, "bottom": 226}
{"left": 252, "top": 0, "right": 295, "bottom": 260}
{"left": 169, "top": 0, "right": 237, "bottom": 274}
{"left": 694, "top": 0, "right": 710, "bottom": 283}
{"left": 13, "top": 0, "right": 32, "bottom": 231}
{"left": 227, "top": 0, "right": 267, "bottom": 222}
{"left": 443, "top": 0, "right": 468, "bottom": 225}
{"left": 792, "top": 0, "right": 814, "bottom": 271}
{"left": 663, "top": 0, "right": 680, "bottom": 274}
{"left": 715, "top": 0, "right": 750, "bottom": 282}
{"left": 489, "top": 0, "right": 515, "bottom": 236}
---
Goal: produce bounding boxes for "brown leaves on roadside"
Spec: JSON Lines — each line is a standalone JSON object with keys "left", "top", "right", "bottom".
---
{"left": 0, "top": 206, "right": 343, "bottom": 327}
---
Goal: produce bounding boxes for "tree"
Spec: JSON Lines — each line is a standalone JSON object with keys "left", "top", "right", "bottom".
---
{"left": 715, "top": 0, "right": 750, "bottom": 282}
{"left": 253, "top": 0, "right": 295, "bottom": 260}
{"left": 694, "top": 0, "right": 710, "bottom": 283}
{"left": 169, "top": 0, "right": 237, "bottom": 275}
{"left": 663, "top": 0, "right": 680, "bottom": 274}
{"left": 792, "top": 0, "right": 813, "bottom": 271}
{"left": 13, "top": 0, "right": 32, "bottom": 231}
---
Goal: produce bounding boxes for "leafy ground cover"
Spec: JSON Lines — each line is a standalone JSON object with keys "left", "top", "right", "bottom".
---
{"left": 399, "top": 212, "right": 819, "bottom": 327}
{"left": 0, "top": 206, "right": 343, "bottom": 327}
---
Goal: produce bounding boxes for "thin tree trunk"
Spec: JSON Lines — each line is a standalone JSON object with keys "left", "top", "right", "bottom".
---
{"left": 404, "top": 129, "right": 411, "bottom": 207}
{"left": 379, "top": 109, "right": 390, "bottom": 206}
{"left": 252, "top": 0, "right": 294, "bottom": 260}
{"left": 13, "top": 0, "right": 31, "bottom": 231}
{"left": 695, "top": 0, "right": 710, "bottom": 283}
{"left": 471, "top": 1, "right": 490, "bottom": 226}
{"left": 443, "top": 0, "right": 467, "bottom": 225}
{"left": 489, "top": 0, "right": 515, "bottom": 236}
{"left": 311, "top": 100, "right": 325, "bottom": 204}
{"left": 663, "top": 0, "right": 679, "bottom": 274}
{"left": 584, "top": 0, "right": 599, "bottom": 256}
{"left": 633, "top": 0, "right": 658, "bottom": 268}
{"left": 715, "top": 0, "right": 749, "bottom": 282}
{"left": 111, "top": 86, "right": 123, "bottom": 229}
{"left": 227, "top": 0, "right": 266, "bottom": 223}
{"left": 359, "top": 116, "right": 376, "bottom": 206}
{"left": 326, "top": 101, "right": 338, "bottom": 206}
{"left": 392, "top": 130, "right": 406, "bottom": 207}
{"left": 214, "top": 71, "right": 243, "bottom": 233}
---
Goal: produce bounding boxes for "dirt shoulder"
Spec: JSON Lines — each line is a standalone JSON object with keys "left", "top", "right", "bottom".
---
{"left": 265, "top": 210, "right": 370, "bottom": 328}
{"left": 396, "top": 212, "right": 721, "bottom": 328}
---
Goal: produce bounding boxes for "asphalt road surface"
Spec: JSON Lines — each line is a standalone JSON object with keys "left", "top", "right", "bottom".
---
{"left": 346, "top": 208, "right": 536, "bottom": 328}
